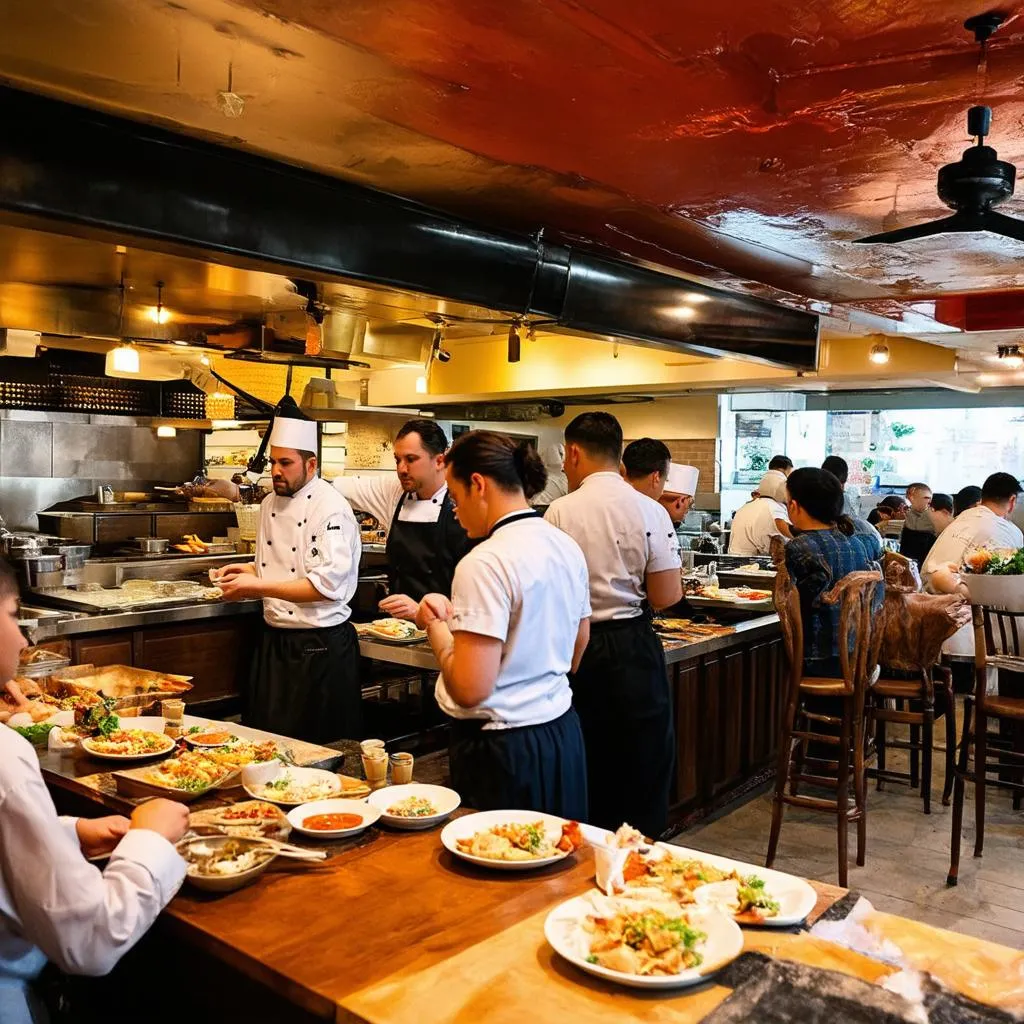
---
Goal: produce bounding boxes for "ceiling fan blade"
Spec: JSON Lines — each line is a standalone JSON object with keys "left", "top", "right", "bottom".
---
{"left": 853, "top": 214, "right": 968, "bottom": 244}
{"left": 981, "top": 210, "right": 1024, "bottom": 243}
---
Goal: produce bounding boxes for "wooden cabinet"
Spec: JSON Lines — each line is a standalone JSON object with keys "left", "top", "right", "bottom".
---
{"left": 66, "top": 614, "right": 260, "bottom": 709}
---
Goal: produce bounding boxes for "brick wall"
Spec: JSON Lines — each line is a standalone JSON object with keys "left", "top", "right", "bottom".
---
{"left": 623, "top": 437, "right": 718, "bottom": 494}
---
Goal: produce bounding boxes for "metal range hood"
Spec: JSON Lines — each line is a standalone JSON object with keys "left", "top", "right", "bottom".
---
{"left": 0, "top": 87, "right": 818, "bottom": 371}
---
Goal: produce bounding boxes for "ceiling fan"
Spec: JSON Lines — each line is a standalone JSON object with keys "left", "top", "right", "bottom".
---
{"left": 855, "top": 105, "right": 1024, "bottom": 244}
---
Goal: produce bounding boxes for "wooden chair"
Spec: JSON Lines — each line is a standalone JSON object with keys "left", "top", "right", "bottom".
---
{"left": 766, "top": 566, "right": 881, "bottom": 887}
{"left": 871, "top": 552, "right": 969, "bottom": 814}
{"left": 947, "top": 603, "right": 1024, "bottom": 886}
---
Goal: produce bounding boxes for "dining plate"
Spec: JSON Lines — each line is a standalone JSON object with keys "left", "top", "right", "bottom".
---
{"left": 440, "top": 809, "right": 576, "bottom": 871}
{"left": 287, "top": 798, "right": 380, "bottom": 839}
{"left": 362, "top": 628, "right": 428, "bottom": 645}
{"left": 241, "top": 763, "right": 343, "bottom": 806}
{"left": 368, "top": 783, "right": 460, "bottom": 830}
{"left": 185, "top": 729, "right": 242, "bottom": 748}
{"left": 620, "top": 843, "right": 817, "bottom": 928}
{"left": 81, "top": 731, "right": 176, "bottom": 761}
{"left": 544, "top": 891, "right": 743, "bottom": 990}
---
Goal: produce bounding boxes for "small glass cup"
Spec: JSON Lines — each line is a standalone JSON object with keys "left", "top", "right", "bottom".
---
{"left": 160, "top": 699, "right": 185, "bottom": 723}
{"left": 390, "top": 752, "right": 414, "bottom": 784}
{"left": 361, "top": 750, "right": 388, "bottom": 783}
{"left": 360, "top": 738, "right": 386, "bottom": 756}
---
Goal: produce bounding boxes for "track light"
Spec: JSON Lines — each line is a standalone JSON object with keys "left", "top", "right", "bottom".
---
{"left": 507, "top": 321, "right": 525, "bottom": 363}
{"left": 432, "top": 327, "right": 451, "bottom": 363}
{"left": 997, "top": 344, "right": 1024, "bottom": 369}
{"left": 869, "top": 341, "right": 891, "bottom": 365}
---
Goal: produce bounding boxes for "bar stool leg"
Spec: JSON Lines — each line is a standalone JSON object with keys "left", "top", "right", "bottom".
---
{"left": 974, "top": 709, "right": 987, "bottom": 859}
{"left": 836, "top": 700, "right": 851, "bottom": 888}
{"left": 946, "top": 696, "right": 972, "bottom": 886}
{"left": 909, "top": 716, "right": 920, "bottom": 790}
{"left": 875, "top": 714, "right": 886, "bottom": 791}
{"left": 921, "top": 689, "right": 934, "bottom": 815}
{"left": 942, "top": 686, "right": 956, "bottom": 807}
{"left": 767, "top": 690, "right": 800, "bottom": 870}
{"left": 854, "top": 706, "right": 867, "bottom": 867}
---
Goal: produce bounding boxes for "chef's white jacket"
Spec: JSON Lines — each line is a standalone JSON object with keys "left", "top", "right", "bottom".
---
{"left": 335, "top": 476, "right": 447, "bottom": 534}
{"left": 728, "top": 497, "right": 790, "bottom": 556}
{"left": 256, "top": 476, "right": 361, "bottom": 629}
{"left": 545, "top": 471, "right": 681, "bottom": 623}
{"left": 0, "top": 726, "right": 184, "bottom": 1024}
{"left": 437, "top": 513, "right": 591, "bottom": 729}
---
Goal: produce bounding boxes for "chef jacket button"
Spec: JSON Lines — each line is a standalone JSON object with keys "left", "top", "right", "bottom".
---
{"left": 646, "top": 531, "right": 651, "bottom": 537}
{"left": 261, "top": 562, "right": 266, "bottom": 567}
{"left": 267, "top": 540, "right": 272, "bottom": 546}
{"left": 271, "top": 513, "right": 276, "bottom": 518}
{"left": 291, "top": 567, "right": 296, "bottom": 573}
{"left": 308, "top": 494, "right": 312, "bottom": 499}
{"left": 292, "top": 547, "right": 296, "bottom": 552}
{"left": 288, "top": 610, "right": 294, "bottom": 615}
{"left": 432, "top": 498, "right": 437, "bottom": 504}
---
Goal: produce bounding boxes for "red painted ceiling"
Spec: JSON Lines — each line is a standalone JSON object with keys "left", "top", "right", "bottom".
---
{"left": 5, "top": 0, "right": 1024, "bottom": 331}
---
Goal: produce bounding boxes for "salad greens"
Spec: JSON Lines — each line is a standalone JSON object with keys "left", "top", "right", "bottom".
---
{"left": 81, "top": 697, "right": 119, "bottom": 738}
{"left": 11, "top": 722, "right": 57, "bottom": 746}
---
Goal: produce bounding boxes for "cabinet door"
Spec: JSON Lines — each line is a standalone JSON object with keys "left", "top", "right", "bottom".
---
{"left": 71, "top": 635, "right": 133, "bottom": 668}
{"left": 136, "top": 618, "right": 259, "bottom": 704}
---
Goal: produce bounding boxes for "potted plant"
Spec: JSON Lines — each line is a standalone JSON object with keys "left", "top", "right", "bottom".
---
{"left": 960, "top": 547, "right": 1024, "bottom": 611}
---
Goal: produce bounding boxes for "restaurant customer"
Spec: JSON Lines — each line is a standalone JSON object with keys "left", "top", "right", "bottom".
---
{"left": 416, "top": 431, "right": 590, "bottom": 819}
{"left": 928, "top": 492, "right": 954, "bottom": 535}
{"left": 784, "top": 468, "right": 883, "bottom": 677}
{"left": 336, "top": 420, "right": 473, "bottom": 621}
{"left": 899, "top": 482, "right": 936, "bottom": 565}
{"left": 867, "top": 494, "right": 908, "bottom": 529}
{"left": 821, "top": 455, "right": 862, "bottom": 518}
{"left": 621, "top": 438, "right": 672, "bottom": 500}
{"left": 0, "top": 560, "right": 188, "bottom": 1024}
{"left": 217, "top": 400, "right": 363, "bottom": 743}
{"left": 546, "top": 412, "right": 682, "bottom": 838}
{"left": 953, "top": 485, "right": 982, "bottom": 518}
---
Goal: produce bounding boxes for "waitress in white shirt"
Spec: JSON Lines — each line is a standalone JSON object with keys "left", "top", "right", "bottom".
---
{"left": 335, "top": 420, "right": 473, "bottom": 620}
{"left": 218, "top": 400, "right": 362, "bottom": 742}
{"left": 416, "top": 431, "right": 591, "bottom": 819}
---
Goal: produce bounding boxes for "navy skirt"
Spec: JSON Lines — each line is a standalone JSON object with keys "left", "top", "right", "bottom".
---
{"left": 448, "top": 708, "right": 588, "bottom": 821}
{"left": 571, "top": 616, "right": 675, "bottom": 839}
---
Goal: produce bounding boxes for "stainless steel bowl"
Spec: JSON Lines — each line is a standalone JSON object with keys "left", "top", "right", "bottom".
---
{"left": 134, "top": 537, "right": 169, "bottom": 554}
{"left": 42, "top": 544, "right": 93, "bottom": 570}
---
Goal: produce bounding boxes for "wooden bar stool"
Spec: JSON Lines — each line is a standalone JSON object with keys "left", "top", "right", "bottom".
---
{"left": 870, "top": 552, "right": 970, "bottom": 814}
{"left": 947, "top": 602, "right": 1024, "bottom": 886}
{"left": 766, "top": 567, "right": 881, "bottom": 887}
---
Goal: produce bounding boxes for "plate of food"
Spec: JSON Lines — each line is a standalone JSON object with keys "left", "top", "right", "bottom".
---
{"left": 597, "top": 832, "right": 816, "bottom": 927}
{"left": 356, "top": 618, "right": 428, "bottom": 645}
{"left": 440, "top": 810, "right": 583, "bottom": 870}
{"left": 81, "top": 729, "right": 176, "bottom": 760}
{"left": 544, "top": 890, "right": 742, "bottom": 989}
{"left": 688, "top": 586, "right": 773, "bottom": 608}
{"left": 287, "top": 797, "right": 381, "bottom": 839}
{"left": 241, "top": 762, "right": 343, "bottom": 806}
{"left": 189, "top": 800, "right": 292, "bottom": 841}
{"left": 367, "top": 783, "right": 461, "bottom": 830}
{"left": 178, "top": 836, "right": 278, "bottom": 893}
{"left": 185, "top": 728, "right": 240, "bottom": 748}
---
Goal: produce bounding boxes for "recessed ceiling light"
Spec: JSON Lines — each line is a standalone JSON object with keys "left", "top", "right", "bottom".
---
{"left": 869, "top": 341, "right": 891, "bottom": 365}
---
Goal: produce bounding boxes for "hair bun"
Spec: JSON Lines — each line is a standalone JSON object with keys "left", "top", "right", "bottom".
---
{"left": 514, "top": 441, "right": 548, "bottom": 499}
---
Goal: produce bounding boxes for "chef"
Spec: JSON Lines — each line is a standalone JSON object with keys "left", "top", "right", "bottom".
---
{"left": 335, "top": 419, "right": 472, "bottom": 620}
{"left": 217, "top": 399, "right": 362, "bottom": 743}
{"left": 546, "top": 412, "right": 682, "bottom": 838}
{"left": 621, "top": 438, "right": 672, "bottom": 500}
{"left": 658, "top": 462, "right": 699, "bottom": 524}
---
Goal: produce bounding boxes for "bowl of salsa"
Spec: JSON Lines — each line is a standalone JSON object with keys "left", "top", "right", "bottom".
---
{"left": 286, "top": 797, "right": 380, "bottom": 839}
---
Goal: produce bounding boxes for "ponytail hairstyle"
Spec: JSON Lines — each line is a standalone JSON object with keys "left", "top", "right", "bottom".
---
{"left": 786, "top": 467, "right": 854, "bottom": 535}
{"left": 445, "top": 430, "right": 548, "bottom": 499}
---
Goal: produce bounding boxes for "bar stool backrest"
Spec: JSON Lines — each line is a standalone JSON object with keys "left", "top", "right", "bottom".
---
{"left": 974, "top": 604, "right": 1024, "bottom": 711}
{"left": 823, "top": 571, "right": 883, "bottom": 703}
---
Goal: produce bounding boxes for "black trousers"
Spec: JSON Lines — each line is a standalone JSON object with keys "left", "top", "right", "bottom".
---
{"left": 571, "top": 616, "right": 675, "bottom": 838}
{"left": 244, "top": 621, "right": 361, "bottom": 744}
{"left": 448, "top": 708, "right": 588, "bottom": 821}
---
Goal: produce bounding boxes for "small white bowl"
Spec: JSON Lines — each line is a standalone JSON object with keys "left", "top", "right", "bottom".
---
{"left": 287, "top": 798, "right": 381, "bottom": 839}
{"left": 177, "top": 836, "right": 277, "bottom": 893}
{"left": 367, "top": 783, "right": 461, "bottom": 830}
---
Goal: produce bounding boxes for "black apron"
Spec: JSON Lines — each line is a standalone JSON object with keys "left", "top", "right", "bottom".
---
{"left": 244, "top": 620, "right": 361, "bottom": 744}
{"left": 446, "top": 509, "right": 588, "bottom": 819}
{"left": 385, "top": 490, "right": 471, "bottom": 601}
{"left": 570, "top": 615, "right": 675, "bottom": 839}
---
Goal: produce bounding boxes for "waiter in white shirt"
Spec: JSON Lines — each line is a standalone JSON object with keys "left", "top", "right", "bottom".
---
{"left": 729, "top": 471, "right": 792, "bottom": 555}
{"left": 217, "top": 399, "right": 362, "bottom": 742}
{"left": 0, "top": 560, "right": 188, "bottom": 1024}
{"left": 546, "top": 412, "right": 683, "bottom": 838}
{"left": 335, "top": 419, "right": 473, "bottom": 620}
{"left": 416, "top": 431, "right": 591, "bottom": 818}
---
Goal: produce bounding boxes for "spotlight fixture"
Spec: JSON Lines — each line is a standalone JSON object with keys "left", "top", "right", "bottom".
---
{"left": 869, "top": 341, "right": 891, "bottom": 365}
{"left": 432, "top": 327, "right": 452, "bottom": 363}
{"left": 997, "top": 344, "right": 1024, "bottom": 369}
{"left": 507, "top": 321, "right": 524, "bottom": 363}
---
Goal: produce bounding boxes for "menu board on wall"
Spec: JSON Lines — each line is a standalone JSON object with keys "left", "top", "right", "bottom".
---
{"left": 828, "top": 411, "right": 872, "bottom": 451}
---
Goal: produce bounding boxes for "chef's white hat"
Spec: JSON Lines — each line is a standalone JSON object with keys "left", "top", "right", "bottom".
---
{"left": 268, "top": 398, "right": 318, "bottom": 453}
{"left": 664, "top": 463, "right": 698, "bottom": 497}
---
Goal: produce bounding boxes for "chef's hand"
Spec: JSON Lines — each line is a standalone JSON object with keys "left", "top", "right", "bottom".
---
{"left": 214, "top": 562, "right": 255, "bottom": 581}
{"left": 76, "top": 815, "right": 131, "bottom": 858}
{"left": 416, "top": 593, "right": 454, "bottom": 629}
{"left": 378, "top": 593, "right": 420, "bottom": 621}
{"left": 130, "top": 799, "right": 189, "bottom": 844}
{"left": 218, "top": 572, "right": 265, "bottom": 601}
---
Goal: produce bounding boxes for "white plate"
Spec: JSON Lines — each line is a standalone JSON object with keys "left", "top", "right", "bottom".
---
{"left": 617, "top": 843, "right": 817, "bottom": 928}
{"left": 287, "top": 798, "right": 380, "bottom": 839}
{"left": 367, "top": 783, "right": 460, "bottom": 830}
{"left": 440, "top": 810, "right": 575, "bottom": 871}
{"left": 363, "top": 628, "right": 428, "bottom": 645}
{"left": 81, "top": 731, "right": 176, "bottom": 761}
{"left": 688, "top": 595, "right": 773, "bottom": 609}
{"left": 185, "top": 728, "right": 242, "bottom": 748}
{"left": 544, "top": 891, "right": 743, "bottom": 989}
{"left": 241, "top": 763, "right": 343, "bottom": 806}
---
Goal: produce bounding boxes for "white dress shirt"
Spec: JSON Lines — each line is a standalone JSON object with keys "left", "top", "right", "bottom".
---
{"left": 334, "top": 476, "right": 447, "bottom": 533}
{"left": 921, "top": 504, "right": 1024, "bottom": 657}
{"left": 728, "top": 498, "right": 790, "bottom": 556}
{"left": 0, "top": 726, "right": 184, "bottom": 1023}
{"left": 256, "top": 476, "right": 361, "bottom": 629}
{"left": 437, "top": 514, "right": 591, "bottom": 729}
{"left": 545, "top": 471, "right": 681, "bottom": 623}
